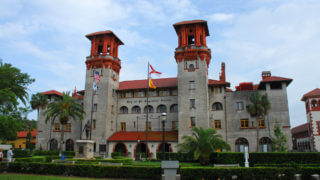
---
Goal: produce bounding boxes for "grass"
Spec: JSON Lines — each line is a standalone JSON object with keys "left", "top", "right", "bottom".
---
{"left": 0, "top": 173, "right": 109, "bottom": 180}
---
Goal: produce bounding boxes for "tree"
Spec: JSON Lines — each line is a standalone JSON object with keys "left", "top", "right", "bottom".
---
{"left": 31, "top": 93, "right": 48, "bottom": 120}
{"left": 271, "top": 120, "right": 287, "bottom": 152}
{"left": 44, "top": 92, "right": 85, "bottom": 154}
{"left": 246, "top": 92, "right": 271, "bottom": 152}
{"left": 177, "top": 127, "right": 230, "bottom": 165}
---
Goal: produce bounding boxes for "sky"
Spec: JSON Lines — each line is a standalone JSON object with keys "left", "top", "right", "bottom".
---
{"left": 1, "top": 0, "right": 320, "bottom": 127}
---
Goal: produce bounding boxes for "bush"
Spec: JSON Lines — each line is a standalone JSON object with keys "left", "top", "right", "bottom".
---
{"left": 180, "top": 167, "right": 296, "bottom": 180}
{"left": 156, "top": 152, "right": 195, "bottom": 162}
{"left": 15, "top": 156, "right": 46, "bottom": 163}
{"left": 32, "top": 150, "right": 59, "bottom": 156}
{"left": 74, "top": 158, "right": 134, "bottom": 165}
{"left": 111, "top": 152, "right": 122, "bottom": 158}
{"left": 63, "top": 151, "right": 75, "bottom": 156}
{"left": 12, "top": 149, "right": 31, "bottom": 158}
{"left": 210, "top": 152, "right": 244, "bottom": 166}
{"left": 249, "top": 153, "right": 320, "bottom": 166}
{"left": 0, "top": 162, "right": 161, "bottom": 179}
{"left": 255, "top": 164, "right": 320, "bottom": 168}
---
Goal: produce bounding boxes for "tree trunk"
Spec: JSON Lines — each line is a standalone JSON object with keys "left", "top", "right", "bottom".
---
{"left": 60, "top": 125, "right": 64, "bottom": 155}
{"left": 256, "top": 118, "right": 259, "bottom": 152}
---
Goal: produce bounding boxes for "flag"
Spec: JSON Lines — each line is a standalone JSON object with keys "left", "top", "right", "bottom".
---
{"left": 149, "top": 78, "right": 156, "bottom": 89}
{"left": 149, "top": 64, "right": 162, "bottom": 76}
{"left": 94, "top": 70, "right": 100, "bottom": 83}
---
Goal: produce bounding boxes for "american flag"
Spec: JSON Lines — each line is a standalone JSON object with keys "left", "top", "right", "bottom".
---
{"left": 94, "top": 70, "right": 100, "bottom": 83}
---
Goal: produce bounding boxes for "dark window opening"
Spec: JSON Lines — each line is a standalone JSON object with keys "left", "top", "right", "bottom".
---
{"left": 200, "top": 35, "right": 203, "bottom": 45}
{"left": 189, "top": 64, "right": 195, "bottom": 71}
{"left": 94, "top": 143, "right": 96, "bottom": 152}
{"left": 312, "top": 100, "right": 317, "bottom": 107}
{"left": 270, "top": 82, "right": 282, "bottom": 89}
{"left": 188, "top": 36, "right": 195, "bottom": 45}
{"left": 97, "top": 45, "right": 103, "bottom": 54}
{"left": 107, "top": 45, "right": 111, "bottom": 55}
{"left": 99, "top": 144, "right": 106, "bottom": 152}
{"left": 212, "top": 102, "right": 223, "bottom": 111}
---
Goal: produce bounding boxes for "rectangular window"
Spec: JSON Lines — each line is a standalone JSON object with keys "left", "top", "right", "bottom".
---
{"left": 258, "top": 119, "right": 265, "bottom": 128}
{"left": 171, "top": 89, "right": 178, "bottom": 96}
{"left": 54, "top": 123, "right": 60, "bottom": 132}
{"left": 240, "top": 119, "right": 249, "bottom": 128}
{"left": 159, "top": 89, "right": 169, "bottom": 96}
{"left": 189, "top": 81, "right": 195, "bottom": 89}
{"left": 125, "top": 91, "right": 132, "bottom": 98}
{"left": 134, "top": 121, "right": 136, "bottom": 129}
{"left": 137, "top": 90, "right": 144, "bottom": 97}
{"left": 99, "top": 144, "right": 106, "bottom": 152}
{"left": 92, "top": 120, "right": 96, "bottom": 129}
{"left": 120, "top": 122, "right": 126, "bottom": 131}
{"left": 190, "top": 117, "right": 196, "bottom": 128}
{"left": 190, "top": 99, "right": 195, "bottom": 109}
{"left": 214, "top": 120, "right": 221, "bottom": 129}
{"left": 236, "top": 102, "right": 244, "bottom": 111}
{"left": 172, "top": 121, "right": 177, "bottom": 130}
{"left": 148, "top": 90, "right": 157, "bottom": 97}
{"left": 65, "top": 123, "right": 71, "bottom": 132}
{"left": 93, "top": 104, "right": 97, "bottom": 112}
{"left": 120, "top": 92, "right": 126, "bottom": 98}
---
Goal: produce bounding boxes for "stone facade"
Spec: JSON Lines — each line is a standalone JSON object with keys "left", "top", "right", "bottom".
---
{"left": 36, "top": 20, "right": 293, "bottom": 158}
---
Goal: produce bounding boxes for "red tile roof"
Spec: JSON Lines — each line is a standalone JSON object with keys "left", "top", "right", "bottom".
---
{"left": 301, "top": 88, "right": 320, "bottom": 101}
{"left": 260, "top": 76, "right": 292, "bottom": 84}
{"left": 291, "top": 123, "right": 310, "bottom": 134}
{"left": 17, "top": 129, "right": 37, "bottom": 138}
{"left": 108, "top": 131, "right": 178, "bottom": 142}
{"left": 118, "top": 78, "right": 229, "bottom": 90}
{"left": 85, "top": 30, "right": 124, "bottom": 45}
{"left": 42, "top": 90, "right": 63, "bottom": 96}
{"left": 173, "top": 20, "right": 209, "bottom": 36}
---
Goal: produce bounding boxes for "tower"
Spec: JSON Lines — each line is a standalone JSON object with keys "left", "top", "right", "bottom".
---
{"left": 173, "top": 20, "right": 211, "bottom": 142}
{"left": 83, "top": 30, "right": 123, "bottom": 152}
{"left": 302, "top": 88, "right": 320, "bottom": 151}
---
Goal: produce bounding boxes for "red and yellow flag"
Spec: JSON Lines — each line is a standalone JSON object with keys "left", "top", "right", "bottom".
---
{"left": 149, "top": 78, "right": 156, "bottom": 89}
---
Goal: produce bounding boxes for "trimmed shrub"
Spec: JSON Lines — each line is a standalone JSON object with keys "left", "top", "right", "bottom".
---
{"left": 156, "top": 152, "right": 195, "bottom": 162}
{"left": 111, "top": 152, "right": 121, "bottom": 158}
{"left": 12, "top": 149, "right": 31, "bottom": 158}
{"left": 180, "top": 167, "right": 296, "bottom": 180}
{"left": 210, "top": 152, "right": 244, "bottom": 166}
{"left": 299, "top": 167, "right": 320, "bottom": 180}
{"left": 0, "top": 162, "right": 161, "bottom": 179}
{"left": 249, "top": 153, "right": 320, "bottom": 166}
{"left": 255, "top": 163, "right": 320, "bottom": 168}
{"left": 15, "top": 156, "right": 46, "bottom": 163}
{"left": 74, "top": 158, "right": 133, "bottom": 165}
{"left": 63, "top": 151, "right": 75, "bottom": 156}
{"left": 32, "top": 150, "right": 59, "bottom": 156}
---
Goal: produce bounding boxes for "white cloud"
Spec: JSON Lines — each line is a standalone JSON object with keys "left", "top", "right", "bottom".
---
{"left": 207, "top": 13, "right": 234, "bottom": 22}
{"left": 0, "top": 0, "right": 22, "bottom": 19}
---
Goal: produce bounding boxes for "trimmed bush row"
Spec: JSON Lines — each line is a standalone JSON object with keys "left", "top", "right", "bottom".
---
{"left": 156, "top": 152, "right": 195, "bottom": 162}
{"left": 249, "top": 153, "right": 320, "bottom": 166}
{"left": 0, "top": 162, "right": 161, "bottom": 179}
{"left": 15, "top": 156, "right": 74, "bottom": 163}
{"left": 74, "top": 158, "right": 133, "bottom": 164}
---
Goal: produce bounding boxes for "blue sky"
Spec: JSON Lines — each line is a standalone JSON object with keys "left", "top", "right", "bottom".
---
{"left": 1, "top": 0, "right": 320, "bottom": 127}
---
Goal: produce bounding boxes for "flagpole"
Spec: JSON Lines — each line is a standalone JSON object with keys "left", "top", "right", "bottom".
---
{"left": 146, "top": 62, "right": 149, "bottom": 158}
{"left": 89, "top": 70, "right": 95, "bottom": 140}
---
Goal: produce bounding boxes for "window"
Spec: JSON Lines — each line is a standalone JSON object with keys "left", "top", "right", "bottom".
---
{"left": 99, "top": 144, "right": 106, "bottom": 152}
{"left": 120, "top": 92, "right": 126, "bottom": 98}
{"left": 136, "top": 91, "right": 144, "bottom": 98}
{"left": 190, "top": 117, "right": 196, "bottom": 128}
{"left": 132, "top": 106, "right": 141, "bottom": 114}
{"left": 190, "top": 99, "right": 195, "bottom": 109}
{"left": 134, "top": 121, "right": 136, "bottom": 128}
{"left": 236, "top": 102, "right": 244, "bottom": 110}
{"left": 97, "top": 45, "right": 103, "bottom": 54}
{"left": 172, "top": 121, "right": 177, "bottom": 130}
{"left": 148, "top": 90, "right": 157, "bottom": 97}
{"left": 214, "top": 120, "right": 221, "bottom": 129}
{"left": 144, "top": 105, "right": 154, "bottom": 113}
{"left": 93, "top": 104, "right": 97, "bottom": 112}
{"left": 189, "top": 64, "right": 195, "bottom": 71}
{"left": 120, "top": 106, "right": 128, "bottom": 114}
{"left": 159, "top": 89, "right": 169, "bottom": 96}
{"left": 146, "top": 122, "right": 151, "bottom": 131}
{"left": 111, "top": 105, "right": 114, "bottom": 113}
{"left": 125, "top": 91, "right": 133, "bottom": 98}
{"left": 170, "top": 104, "right": 178, "bottom": 113}
{"left": 65, "top": 123, "right": 71, "bottom": 132}
{"left": 312, "top": 100, "right": 317, "bottom": 107}
{"left": 92, "top": 120, "right": 96, "bottom": 129}
{"left": 157, "top": 105, "right": 167, "bottom": 113}
{"left": 258, "top": 119, "right": 265, "bottom": 128}
{"left": 189, "top": 81, "right": 195, "bottom": 89}
{"left": 54, "top": 123, "right": 60, "bottom": 132}
{"left": 120, "top": 122, "right": 126, "bottom": 131}
{"left": 171, "top": 89, "right": 178, "bottom": 96}
{"left": 107, "top": 45, "right": 111, "bottom": 55}
{"left": 235, "top": 138, "right": 249, "bottom": 152}
{"left": 112, "top": 89, "right": 116, "bottom": 97}
{"left": 212, "top": 102, "right": 223, "bottom": 110}
{"left": 240, "top": 119, "right": 249, "bottom": 128}
{"left": 188, "top": 35, "right": 195, "bottom": 45}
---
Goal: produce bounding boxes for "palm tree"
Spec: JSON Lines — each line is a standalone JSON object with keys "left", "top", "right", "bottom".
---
{"left": 30, "top": 93, "right": 48, "bottom": 120}
{"left": 246, "top": 92, "right": 271, "bottom": 152}
{"left": 44, "top": 92, "right": 85, "bottom": 154}
{"left": 177, "top": 127, "right": 230, "bottom": 165}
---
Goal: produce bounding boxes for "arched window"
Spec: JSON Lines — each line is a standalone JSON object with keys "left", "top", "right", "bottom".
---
{"left": 235, "top": 138, "right": 249, "bottom": 152}
{"left": 50, "top": 139, "right": 58, "bottom": 151}
{"left": 132, "top": 106, "right": 141, "bottom": 114}
{"left": 311, "top": 100, "right": 317, "bottom": 107}
{"left": 318, "top": 100, "right": 320, "bottom": 107}
{"left": 120, "top": 106, "right": 128, "bottom": 114}
{"left": 259, "top": 137, "right": 272, "bottom": 152}
{"left": 170, "top": 104, "right": 178, "bottom": 113}
{"left": 189, "top": 64, "right": 195, "bottom": 71}
{"left": 157, "top": 105, "right": 167, "bottom": 113}
{"left": 212, "top": 102, "right": 223, "bottom": 111}
{"left": 66, "top": 139, "right": 74, "bottom": 151}
{"left": 143, "top": 105, "right": 154, "bottom": 113}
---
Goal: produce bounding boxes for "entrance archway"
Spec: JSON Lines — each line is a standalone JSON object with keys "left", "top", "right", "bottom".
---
{"left": 235, "top": 138, "right": 249, "bottom": 152}
{"left": 157, "top": 143, "right": 172, "bottom": 153}
{"left": 50, "top": 139, "right": 58, "bottom": 151}
{"left": 66, "top": 139, "right": 74, "bottom": 151}
{"left": 114, "top": 143, "right": 128, "bottom": 156}
{"left": 134, "top": 143, "right": 150, "bottom": 159}
{"left": 259, "top": 137, "right": 272, "bottom": 152}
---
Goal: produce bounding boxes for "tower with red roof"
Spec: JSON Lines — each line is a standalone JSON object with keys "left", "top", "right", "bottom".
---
{"left": 173, "top": 20, "right": 211, "bottom": 141}
{"left": 301, "top": 88, "right": 320, "bottom": 151}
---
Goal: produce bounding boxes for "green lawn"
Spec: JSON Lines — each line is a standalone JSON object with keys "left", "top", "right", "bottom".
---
{"left": 0, "top": 174, "right": 107, "bottom": 180}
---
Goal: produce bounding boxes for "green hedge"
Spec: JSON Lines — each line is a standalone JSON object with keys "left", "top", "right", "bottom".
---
{"left": 0, "top": 162, "right": 161, "bottom": 179}
{"left": 300, "top": 167, "right": 320, "bottom": 180}
{"left": 12, "top": 149, "right": 31, "bottom": 158}
{"left": 255, "top": 163, "right": 320, "bottom": 168}
{"left": 249, "top": 153, "right": 320, "bottom": 166}
{"left": 180, "top": 167, "right": 296, "bottom": 180}
{"left": 156, "top": 152, "right": 195, "bottom": 162}
{"left": 74, "top": 158, "right": 134, "bottom": 165}
{"left": 111, "top": 152, "right": 121, "bottom": 158}
{"left": 210, "top": 152, "right": 244, "bottom": 166}
{"left": 32, "top": 150, "right": 59, "bottom": 156}
{"left": 15, "top": 156, "right": 46, "bottom": 163}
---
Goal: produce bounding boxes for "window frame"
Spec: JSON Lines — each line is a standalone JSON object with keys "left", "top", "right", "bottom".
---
{"left": 190, "top": 117, "right": 196, "bottom": 128}
{"left": 240, "top": 119, "right": 249, "bottom": 129}
{"left": 214, "top": 120, "right": 221, "bottom": 129}
{"left": 120, "top": 122, "right": 126, "bottom": 131}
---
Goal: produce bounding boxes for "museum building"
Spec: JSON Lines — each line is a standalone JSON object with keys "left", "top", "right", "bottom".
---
{"left": 36, "top": 20, "right": 293, "bottom": 158}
